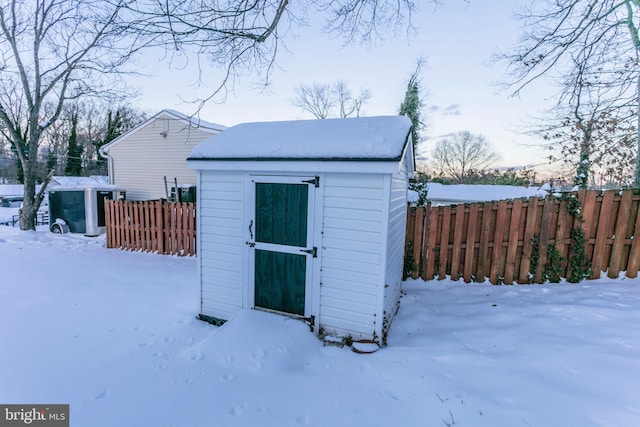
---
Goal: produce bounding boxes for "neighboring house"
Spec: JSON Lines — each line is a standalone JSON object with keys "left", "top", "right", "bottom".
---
{"left": 188, "top": 115, "right": 414, "bottom": 342}
{"left": 100, "top": 109, "right": 226, "bottom": 201}
{"left": 425, "top": 182, "right": 549, "bottom": 206}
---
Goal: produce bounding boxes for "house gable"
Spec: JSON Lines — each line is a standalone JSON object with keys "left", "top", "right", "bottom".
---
{"left": 101, "top": 109, "right": 226, "bottom": 200}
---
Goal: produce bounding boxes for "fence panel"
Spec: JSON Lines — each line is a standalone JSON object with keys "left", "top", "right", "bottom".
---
{"left": 405, "top": 189, "right": 640, "bottom": 284}
{"left": 105, "top": 199, "right": 196, "bottom": 256}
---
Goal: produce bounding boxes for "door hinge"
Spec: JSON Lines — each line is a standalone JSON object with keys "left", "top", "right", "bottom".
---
{"left": 302, "top": 176, "right": 320, "bottom": 187}
{"left": 300, "top": 247, "right": 318, "bottom": 258}
{"left": 302, "top": 315, "right": 315, "bottom": 332}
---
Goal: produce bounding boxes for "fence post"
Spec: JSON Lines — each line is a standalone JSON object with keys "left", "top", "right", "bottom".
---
{"left": 105, "top": 200, "right": 113, "bottom": 248}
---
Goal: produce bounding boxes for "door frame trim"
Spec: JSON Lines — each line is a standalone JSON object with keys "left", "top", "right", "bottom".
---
{"left": 243, "top": 174, "right": 320, "bottom": 321}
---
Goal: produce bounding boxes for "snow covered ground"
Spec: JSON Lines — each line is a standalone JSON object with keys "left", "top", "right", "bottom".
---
{"left": 1, "top": 226, "right": 640, "bottom": 426}
{"left": 0, "top": 207, "right": 19, "bottom": 224}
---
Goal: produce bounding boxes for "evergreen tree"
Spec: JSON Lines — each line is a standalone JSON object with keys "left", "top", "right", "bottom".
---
{"left": 94, "top": 109, "right": 125, "bottom": 170}
{"left": 399, "top": 59, "right": 425, "bottom": 149}
{"left": 64, "top": 112, "right": 83, "bottom": 176}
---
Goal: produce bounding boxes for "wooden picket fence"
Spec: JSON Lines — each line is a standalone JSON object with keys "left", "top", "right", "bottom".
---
{"left": 405, "top": 189, "right": 640, "bottom": 284}
{"left": 104, "top": 199, "right": 196, "bottom": 256}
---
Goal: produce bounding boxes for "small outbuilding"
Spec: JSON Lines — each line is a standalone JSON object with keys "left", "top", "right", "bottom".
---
{"left": 188, "top": 116, "right": 414, "bottom": 342}
{"left": 47, "top": 177, "right": 125, "bottom": 236}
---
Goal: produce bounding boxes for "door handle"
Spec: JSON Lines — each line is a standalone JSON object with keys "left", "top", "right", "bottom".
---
{"left": 248, "top": 220, "right": 253, "bottom": 240}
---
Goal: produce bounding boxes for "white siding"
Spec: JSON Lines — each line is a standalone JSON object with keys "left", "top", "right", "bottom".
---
{"left": 199, "top": 171, "right": 244, "bottom": 320}
{"left": 382, "top": 153, "right": 411, "bottom": 336}
{"left": 319, "top": 174, "right": 385, "bottom": 338}
{"left": 109, "top": 117, "right": 217, "bottom": 200}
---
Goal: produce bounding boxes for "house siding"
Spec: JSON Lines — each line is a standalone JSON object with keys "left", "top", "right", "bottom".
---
{"left": 108, "top": 116, "right": 218, "bottom": 200}
{"left": 319, "top": 174, "right": 385, "bottom": 338}
{"left": 199, "top": 171, "right": 244, "bottom": 320}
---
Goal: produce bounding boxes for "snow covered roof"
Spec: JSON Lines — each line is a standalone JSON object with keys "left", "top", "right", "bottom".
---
{"left": 50, "top": 176, "right": 107, "bottom": 187}
{"left": 0, "top": 185, "right": 24, "bottom": 197}
{"left": 189, "top": 116, "right": 412, "bottom": 161}
{"left": 426, "top": 183, "right": 549, "bottom": 206}
{"left": 48, "top": 176, "right": 121, "bottom": 190}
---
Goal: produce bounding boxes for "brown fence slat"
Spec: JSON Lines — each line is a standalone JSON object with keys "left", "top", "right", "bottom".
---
{"left": 626, "top": 194, "right": 640, "bottom": 278}
{"left": 591, "top": 191, "right": 614, "bottom": 278}
{"left": 450, "top": 204, "right": 465, "bottom": 280}
{"left": 475, "top": 202, "right": 492, "bottom": 282}
{"left": 438, "top": 206, "right": 452, "bottom": 279}
{"left": 490, "top": 201, "right": 508, "bottom": 284}
{"left": 411, "top": 207, "right": 424, "bottom": 279}
{"left": 555, "top": 197, "right": 571, "bottom": 277}
{"left": 463, "top": 203, "right": 479, "bottom": 282}
{"left": 608, "top": 190, "right": 633, "bottom": 278}
{"left": 422, "top": 206, "right": 438, "bottom": 280}
{"left": 188, "top": 202, "right": 196, "bottom": 256}
{"left": 105, "top": 200, "right": 113, "bottom": 248}
{"left": 534, "top": 197, "right": 555, "bottom": 283}
{"left": 519, "top": 196, "right": 539, "bottom": 284}
{"left": 504, "top": 198, "right": 522, "bottom": 285}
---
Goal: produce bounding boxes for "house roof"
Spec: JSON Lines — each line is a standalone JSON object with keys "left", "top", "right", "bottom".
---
{"left": 162, "top": 109, "right": 227, "bottom": 132}
{"left": 188, "top": 116, "right": 413, "bottom": 161}
{"left": 100, "top": 109, "right": 227, "bottom": 155}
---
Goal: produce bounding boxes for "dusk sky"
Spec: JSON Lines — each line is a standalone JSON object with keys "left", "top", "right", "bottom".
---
{"left": 130, "top": 1, "right": 556, "bottom": 169}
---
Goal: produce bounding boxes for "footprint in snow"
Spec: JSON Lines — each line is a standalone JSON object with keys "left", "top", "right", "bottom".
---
{"left": 189, "top": 353, "right": 204, "bottom": 362}
{"left": 230, "top": 404, "right": 247, "bottom": 416}
{"left": 94, "top": 390, "right": 110, "bottom": 400}
{"left": 296, "top": 415, "right": 311, "bottom": 425}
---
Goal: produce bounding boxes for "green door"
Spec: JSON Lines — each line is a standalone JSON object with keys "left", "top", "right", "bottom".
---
{"left": 251, "top": 177, "right": 315, "bottom": 316}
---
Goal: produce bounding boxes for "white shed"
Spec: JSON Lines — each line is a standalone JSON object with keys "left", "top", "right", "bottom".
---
{"left": 188, "top": 116, "right": 414, "bottom": 343}
{"left": 100, "top": 109, "right": 226, "bottom": 201}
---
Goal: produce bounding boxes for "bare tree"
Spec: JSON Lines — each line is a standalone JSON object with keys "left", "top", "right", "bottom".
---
{"left": 430, "top": 131, "right": 500, "bottom": 183}
{"left": 0, "top": 0, "right": 422, "bottom": 230}
{"left": 529, "top": 53, "right": 637, "bottom": 188}
{"left": 124, "top": 1, "right": 419, "bottom": 106}
{"left": 292, "top": 80, "right": 371, "bottom": 119}
{"left": 0, "top": 0, "right": 141, "bottom": 230}
{"left": 496, "top": 0, "right": 640, "bottom": 184}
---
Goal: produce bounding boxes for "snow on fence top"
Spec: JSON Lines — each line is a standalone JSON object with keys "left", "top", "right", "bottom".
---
{"left": 189, "top": 115, "right": 412, "bottom": 160}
